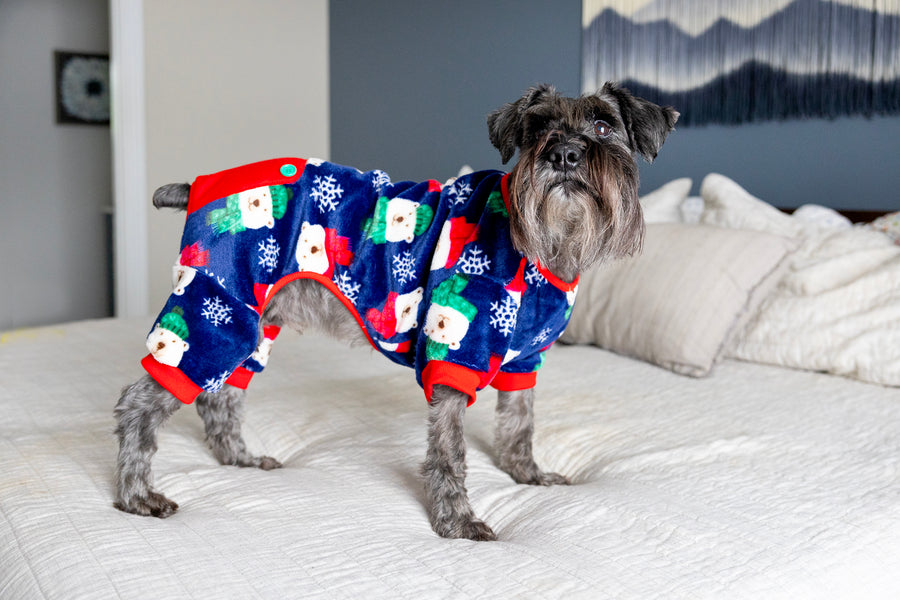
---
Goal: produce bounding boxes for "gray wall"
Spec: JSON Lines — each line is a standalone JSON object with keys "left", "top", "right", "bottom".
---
{"left": 143, "top": 0, "right": 330, "bottom": 309}
{"left": 0, "top": 0, "right": 111, "bottom": 331}
{"left": 331, "top": 1, "right": 900, "bottom": 212}
{"left": 330, "top": 0, "right": 582, "bottom": 182}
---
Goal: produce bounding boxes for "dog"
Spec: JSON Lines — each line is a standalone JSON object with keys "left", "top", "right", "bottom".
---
{"left": 114, "top": 83, "right": 678, "bottom": 541}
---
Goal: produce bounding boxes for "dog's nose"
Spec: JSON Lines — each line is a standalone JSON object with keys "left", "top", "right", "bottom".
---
{"left": 547, "top": 143, "right": 582, "bottom": 172}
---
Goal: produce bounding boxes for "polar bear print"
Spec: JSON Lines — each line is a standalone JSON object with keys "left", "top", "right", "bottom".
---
{"left": 423, "top": 304, "right": 470, "bottom": 351}
{"left": 145, "top": 325, "right": 190, "bottom": 367}
{"left": 171, "top": 264, "right": 197, "bottom": 296}
{"left": 236, "top": 186, "right": 276, "bottom": 230}
{"left": 295, "top": 222, "right": 329, "bottom": 274}
{"left": 394, "top": 287, "right": 424, "bottom": 333}
{"left": 384, "top": 198, "right": 421, "bottom": 243}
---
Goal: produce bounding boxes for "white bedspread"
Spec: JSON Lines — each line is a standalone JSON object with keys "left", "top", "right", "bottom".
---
{"left": 2, "top": 318, "right": 900, "bottom": 599}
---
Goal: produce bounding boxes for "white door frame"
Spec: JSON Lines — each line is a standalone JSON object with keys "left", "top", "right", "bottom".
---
{"left": 109, "top": 0, "right": 148, "bottom": 317}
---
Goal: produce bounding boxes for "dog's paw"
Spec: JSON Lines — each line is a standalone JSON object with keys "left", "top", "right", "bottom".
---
{"left": 114, "top": 490, "right": 179, "bottom": 518}
{"left": 433, "top": 517, "right": 497, "bottom": 541}
{"left": 459, "top": 519, "right": 497, "bottom": 542}
{"left": 230, "top": 454, "right": 283, "bottom": 470}
{"left": 502, "top": 462, "right": 571, "bottom": 486}
{"left": 257, "top": 456, "right": 282, "bottom": 471}
{"left": 523, "top": 471, "right": 570, "bottom": 486}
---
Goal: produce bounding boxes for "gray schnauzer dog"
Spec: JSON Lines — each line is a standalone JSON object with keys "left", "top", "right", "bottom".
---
{"left": 114, "top": 83, "right": 677, "bottom": 541}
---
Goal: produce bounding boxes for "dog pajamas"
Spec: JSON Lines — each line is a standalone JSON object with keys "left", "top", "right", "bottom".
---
{"left": 143, "top": 158, "right": 579, "bottom": 405}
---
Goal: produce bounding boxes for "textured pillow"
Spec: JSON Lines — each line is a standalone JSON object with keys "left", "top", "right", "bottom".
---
{"left": 866, "top": 211, "right": 900, "bottom": 244}
{"left": 700, "top": 173, "right": 803, "bottom": 237}
{"left": 639, "top": 178, "right": 692, "bottom": 223}
{"left": 560, "top": 223, "right": 798, "bottom": 377}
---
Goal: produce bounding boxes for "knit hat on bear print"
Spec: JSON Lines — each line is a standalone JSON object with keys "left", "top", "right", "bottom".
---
{"left": 270, "top": 185, "right": 291, "bottom": 219}
{"left": 160, "top": 306, "right": 189, "bottom": 339}
{"left": 431, "top": 275, "right": 477, "bottom": 320}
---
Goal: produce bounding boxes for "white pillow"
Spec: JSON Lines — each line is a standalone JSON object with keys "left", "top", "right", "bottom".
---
{"left": 640, "top": 178, "right": 692, "bottom": 223}
{"left": 700, "top": 173, "right": 803, "bottom": 237}
{"left": 680, "top": 196, "right": 704, "bottom": 224}
{"left": 561, "top": 223, "right": 798, "bottom": 377}
{"left": 792, "top": 204, "right": 852, "bottom": 229}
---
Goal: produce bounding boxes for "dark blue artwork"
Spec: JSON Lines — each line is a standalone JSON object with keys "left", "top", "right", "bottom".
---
{"left": 582, "top": 0, "right": 900, "bottom": 125}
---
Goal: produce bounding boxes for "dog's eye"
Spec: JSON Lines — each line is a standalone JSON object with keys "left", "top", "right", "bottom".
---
{"left": 594, "top": 120, "right": 612, "bottom": 138}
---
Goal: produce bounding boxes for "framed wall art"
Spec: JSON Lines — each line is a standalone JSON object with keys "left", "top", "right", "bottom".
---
{"left": 55, "top": 50, "right": 110, "bottom": 125}
{"left": 582, "top": 0, "right": 900, "bottom": 125}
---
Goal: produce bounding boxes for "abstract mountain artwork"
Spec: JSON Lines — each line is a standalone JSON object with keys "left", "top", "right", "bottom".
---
{"left": 582, "top": 0, "right": 900, "bottom": 125}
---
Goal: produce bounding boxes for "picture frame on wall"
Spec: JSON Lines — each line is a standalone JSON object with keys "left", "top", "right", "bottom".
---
{"left": 55, "top": 50, "right": 110, "bottom": 125}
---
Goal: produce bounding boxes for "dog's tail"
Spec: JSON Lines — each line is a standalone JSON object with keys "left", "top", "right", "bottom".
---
{"left": 152, "top": 183, "right": 191, "bottom": 211}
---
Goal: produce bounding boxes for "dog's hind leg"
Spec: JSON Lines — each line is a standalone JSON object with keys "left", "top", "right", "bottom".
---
{"left": 114, "top": 375, "right": 183, "bottom": 517}
{"left": 422, "top": 385, "right": 497, "bottom": 541}
{"left": 194, "top": 385, "right": 282, "bottom": 470}
{"left": 495, "top": 388, "right": 569, "bottom": 486}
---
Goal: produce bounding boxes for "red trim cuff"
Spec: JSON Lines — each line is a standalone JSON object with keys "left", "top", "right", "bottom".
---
{"left": 225, "top": 367, "right": 255, "bottom": 390}
{"left": 141, "top": 354, "right": 203, "bottom": 404}
{"left": 422, "top": 361, "right": 481, "bottom": 406}
{"left": 490, "top": 370, "right": 537, "bottom": 392}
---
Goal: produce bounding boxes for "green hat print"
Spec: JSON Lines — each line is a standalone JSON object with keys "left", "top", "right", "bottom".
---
{"left": 160, "top": 306, "right": 189, "bottom": 340}
{"left": 431, "top": 275, "right": 477, "bottom": 321}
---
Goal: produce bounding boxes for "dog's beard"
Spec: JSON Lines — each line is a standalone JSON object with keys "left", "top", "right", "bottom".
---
{"left": 507, "top": 143, "right": 645, "bottom": 281}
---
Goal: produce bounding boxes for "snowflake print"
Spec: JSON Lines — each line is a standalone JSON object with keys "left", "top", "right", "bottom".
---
{"left": 310, "top": 174, "right": 344, "bottom": 212}
{"left": 448, "top": 180, "right": 473, "bottom": 205}
{"left": 257, "top": 236, "right": 280, "bottom": 273}
{"left": 524, "top": 264, "right": 547, "bottom": 287}
{"left": 203, "top": 371, "right": 231, "bottom": 394}
{"left": 334, "top": 272, "right": 361, "bottom": 305}
{"left": 490, "top": 295, "right": 518, "bottom": 337}
{"left": 392, "top": 250, "right": 416, "bottom": 285}
{"left": 201, "top": 296, "right": 233, "bottom": 327}
{"left": 531, "top": 327, "right": 553, "bottom": 347}
{"left": 203, "top": 269, "right": 226, "bottom": 288}
{"left": 372, "top": 170, "right": 392, "bottom": 193}
{"left": 458, "top": 246, "right": 491, "bottom": 275}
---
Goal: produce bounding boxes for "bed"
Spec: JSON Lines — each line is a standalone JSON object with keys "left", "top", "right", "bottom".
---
{"left": 2, "top": 174, "right": 898, "bottom": 599}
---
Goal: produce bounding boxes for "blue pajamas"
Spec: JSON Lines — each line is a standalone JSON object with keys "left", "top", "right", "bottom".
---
{"left": 143, "top": 158, "right": 578, "bottom": 405}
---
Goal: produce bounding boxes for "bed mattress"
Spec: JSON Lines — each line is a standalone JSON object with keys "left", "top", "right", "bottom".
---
{"left": 2, "top": 317, "right": 900, "bottom": 599}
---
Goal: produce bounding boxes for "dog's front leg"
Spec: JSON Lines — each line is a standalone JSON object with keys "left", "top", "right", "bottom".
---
{"left": 495, "top": 388, "right": 569, "bottom": 485}
{"left": 194, "top": 385, "right": 282, "bottom": 470}
{"left": 114, "top": 375, "right": 183, "bottom": 517}
{"left": 422, "top": 385, "right": 496, "bottom": 541}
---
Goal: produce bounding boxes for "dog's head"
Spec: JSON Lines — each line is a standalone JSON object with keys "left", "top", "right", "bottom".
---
{"left": 487, "top": 83, "right": 678, "bottom": 281}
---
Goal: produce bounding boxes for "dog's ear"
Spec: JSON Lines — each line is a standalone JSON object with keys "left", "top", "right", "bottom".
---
{"left": 487, "top": 84, "right": 558, "bottom": 164}
{"left": 601, "top": 82, "right": 679, "bottom": 163}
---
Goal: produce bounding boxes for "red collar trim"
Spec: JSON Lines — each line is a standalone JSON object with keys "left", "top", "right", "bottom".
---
{"left": 500, "top": 172, "right": 512, "bottom": 214}
{"left": 536, "top": 262, "right": 579, "bottom": 292}
{"left": 500, "top": 174, "right": 579, "bottom": 292}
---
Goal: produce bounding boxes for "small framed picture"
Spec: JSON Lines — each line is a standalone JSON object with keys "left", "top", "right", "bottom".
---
{"left": 55, "top": 50, "right": 110, "bottom": 125}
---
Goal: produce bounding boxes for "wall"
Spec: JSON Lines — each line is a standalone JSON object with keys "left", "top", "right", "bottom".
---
{"left": 143, "top": 0, "right": 330, "bottom": 308}
{"left": 330, "top": 1, "right": 900, "bottom": 212}
{"left": 0, "top": 0, "right": 111, "bottom": 330}
{"left": 330, "top": 0, "right": 582, "bottom": 181}
{"left": 639, "top": 114, "right": 900, "bottom": 212}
